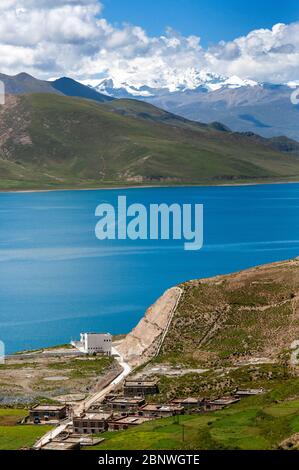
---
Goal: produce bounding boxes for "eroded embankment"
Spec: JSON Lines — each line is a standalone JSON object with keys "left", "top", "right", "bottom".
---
{"left": 117, "top": 287, "right": 182, "bottom": 368}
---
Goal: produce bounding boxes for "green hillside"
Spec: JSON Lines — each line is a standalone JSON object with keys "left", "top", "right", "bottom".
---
{"left": 157, "top": 258, "right": 299, "bottom": 368}
{"left": 0, "top": 94, "right": 299, "bottom": 190}
{"left": 130, "top": 259, "right": 299, "bottom": 404}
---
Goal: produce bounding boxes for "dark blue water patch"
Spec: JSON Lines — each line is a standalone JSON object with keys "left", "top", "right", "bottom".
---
{"left": 0, "top": 183, "right": 299, "bottom": 353}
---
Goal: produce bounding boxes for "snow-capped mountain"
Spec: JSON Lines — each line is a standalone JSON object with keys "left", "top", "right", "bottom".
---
{"left": 94, "top": 69, "right": 258, "bottom": 98}
{"left": 95, "top": 78, "right": 156, "bottom": 98}
{"left": 91, "top": 70, "right": 299, "bottom": 142}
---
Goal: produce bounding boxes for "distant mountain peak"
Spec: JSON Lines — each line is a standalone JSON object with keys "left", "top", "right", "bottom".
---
{"left": 0, "top": 72, "right": 114, "bottom": 103}
{"left": 84, "top": 70, "right": 299, "bottom": 142}
{"left": 51, "top": 76, "right": 113, "bottom": 102}
{"left": 14, "top": 72, "right": 35, "bottom": 79}
{"left": 92, "top": 69, "right": 260, "bottom": 99}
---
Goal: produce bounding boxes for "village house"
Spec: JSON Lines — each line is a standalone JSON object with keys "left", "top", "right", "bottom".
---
{"left": 107, "top": 396, "right": 145, "bottom": 412}
{"left": 73, "top": 412, "right": 112, "bottom": 434}
{"left": 235, "top": 388, "right": 265, "bottom": 397}
{"left": 71, "top": 332, "right": 112, "bottom": 355}
{"left": 123, "top": 380, "right": 159, "bottom": 397}
{"left": 41, "top": 440, "right": 80, "bottom": 451}
{"left": 29, "top": 404, "right": 67, "bottom": 423}
{"left": 139, "top": 403, "right": 184, "bottom": 418}
{"left": 204, "top": 397, "right": 240, "bottom": 411}
{"left": 108, "top": 416, "right": 152, "bottom": 431}
{"left": 171, "top": 397, "right": 203, "bottom": 409}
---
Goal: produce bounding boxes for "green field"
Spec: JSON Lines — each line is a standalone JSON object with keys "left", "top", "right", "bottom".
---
{"left": 0, "top": 409, "right": 52, "bottom": 450}
{"left": 87, "top": 378, "right": 299, "bottom": 451}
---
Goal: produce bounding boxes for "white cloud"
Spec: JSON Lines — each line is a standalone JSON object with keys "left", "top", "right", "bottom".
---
{"left": 206, "top": 23, "right": 299, "bottom": 83}
{"left": 0, "top": 0, "right": 298, "bottom": 86}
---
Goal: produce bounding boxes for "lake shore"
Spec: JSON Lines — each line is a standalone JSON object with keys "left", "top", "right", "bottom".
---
{"left": 2, "top": 182, "right": 299, "bottom": 354}
{"left": 1, "top": 178, "right": 299, "bottom": 194}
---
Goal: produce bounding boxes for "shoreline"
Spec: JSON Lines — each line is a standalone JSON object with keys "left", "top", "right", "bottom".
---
{"left": 1, "top": 179, "right": 299, "bottom": 194}
{"left": 7, "top": 256, "right": 298, "bottom": 356}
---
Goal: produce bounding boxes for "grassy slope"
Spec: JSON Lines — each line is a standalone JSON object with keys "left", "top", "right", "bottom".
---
{"left": 0, "top": 409, "right": 52, "bottom": 450}
{"left": 156, "top": 258, "right": 299, "bottom": 368}
{"left": 1, "top": 94, "right": 299, "bottom": 190}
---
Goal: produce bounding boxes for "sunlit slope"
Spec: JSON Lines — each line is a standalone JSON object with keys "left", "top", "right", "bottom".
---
{"left": 1, "top": 94, "right": 299, "bottom": 190}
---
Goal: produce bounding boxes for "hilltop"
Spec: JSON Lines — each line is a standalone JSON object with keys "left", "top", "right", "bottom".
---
{"left": 1, "top": 93, "right": 299, "bottom": 190}
{"left": 120, "top": 258, "right": 299, "bottom": 398}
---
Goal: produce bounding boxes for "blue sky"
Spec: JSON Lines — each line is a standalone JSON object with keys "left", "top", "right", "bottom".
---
{"left": 0, "top": 1, "right": 298, "bottom": 84}
{"left": 103, "top": 0, "right": 299, "bottom": 45}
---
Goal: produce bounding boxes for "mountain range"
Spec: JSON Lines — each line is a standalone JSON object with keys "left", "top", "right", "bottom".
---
{"left": 0, "top": 72, "right": 112, "bottom": 103}
{"left": 1, "top": 71, "right": 299, "bottom": 142}
{"left": 94, "top": 71, "right": 299, "bottom": 142}
{"left": 0, "top": 72, "right": 299, "bottom": 191}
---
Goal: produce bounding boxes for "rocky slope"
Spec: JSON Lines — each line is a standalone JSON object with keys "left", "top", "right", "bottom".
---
{"left": 117, "top": 287, "right": 182, "bottom": 367}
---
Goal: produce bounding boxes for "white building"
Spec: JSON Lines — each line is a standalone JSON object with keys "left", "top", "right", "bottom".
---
{"left": 71, "top": 333, "right": 112, "bottom": 356}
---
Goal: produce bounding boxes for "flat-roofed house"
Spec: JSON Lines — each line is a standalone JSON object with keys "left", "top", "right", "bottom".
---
{"left": 124, "top": 380, "right": 159, "bottom": 397}
{"left": 205, "top": 397, "right": 240, "bottom": 411}
{"left": 171, "top": 397, "right": 202, "bottom": 409}
{"left": 108, "top": 416, "right": 152, "bottom": 431}
{"left": 107, "top": 397, "right": 145, "bottom": 412}
{"left": 29, "top": 404, "right": 67, "bottom": 423}
{"left": 235, "top": 388, "right": 265, "bottom": 397}
{"left": 73, "top": 412, "right": 112, "bottom": 434}
{"left": 41, "top": 441, "right": 80, "bottom": 451}
{"left": 139, "top": 404, "right": 184, "bottom": 418}
{"left": 71, "top": 332, "right": 112, "bottom": 355}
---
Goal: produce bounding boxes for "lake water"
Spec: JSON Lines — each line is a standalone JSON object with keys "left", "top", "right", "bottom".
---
{"left": 0, "top": 183, "right": 299, "bottom": 354}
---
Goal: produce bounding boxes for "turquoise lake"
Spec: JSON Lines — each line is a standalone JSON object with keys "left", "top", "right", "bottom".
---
{"left": 0, "top": 183, "right": 299, "bottom": 354}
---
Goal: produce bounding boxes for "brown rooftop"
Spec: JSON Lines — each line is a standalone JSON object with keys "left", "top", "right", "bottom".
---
{"left": 209, "top": 397, "right": 240, "bottom": 406}
{"left": 41, "top": 441, "right": 79, "bottom": 451}
{"left": 31, "top": 404, "right": 66, "bottom": 412}
{"left": 125, "top": 380, "right": 158, "bottom": 387}
{"left": 108, "top": 397, "right": 145, "bottom": 404}
{"left": 171, "top": 397, "right": 199, "bottom": 404}
{"left": 109, "top": 416, "right": 150, "bottom": 425}
{"left": 235, "top": 389, "right": 265, "bottom": 396}
{"left": 141, "top": 404, "right": 183, "bottom": 412}
{"left": 75, "top": 412, "right": 112, "bottom": 421}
